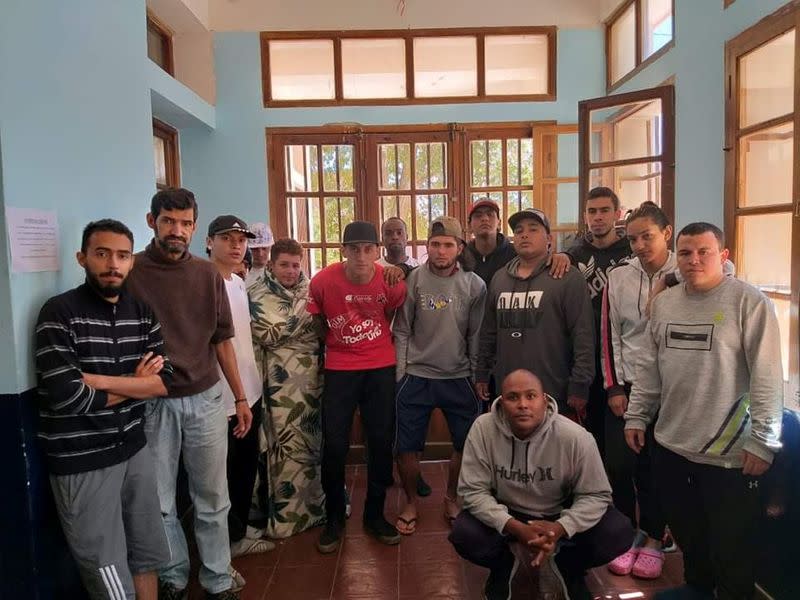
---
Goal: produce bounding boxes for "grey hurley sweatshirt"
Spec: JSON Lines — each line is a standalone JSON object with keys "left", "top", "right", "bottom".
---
{"left": 625, "top": 276, "right": 783, "bottom": 468}
{"left": 458, "top": 395, "right": 612, "bottom": 538}
{"left": 394, "top": 265, "right": 487, "bottom": 380}
{"left": 476, "top": 256, "right": 595, "bottom": 409}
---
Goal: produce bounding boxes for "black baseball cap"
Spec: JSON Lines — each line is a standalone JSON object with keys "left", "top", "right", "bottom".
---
{"left": 208, "top": 215, "right": 256, "bottom": 238}
{"left": 342, "top": 221, "right": 379, "bottom": 245}
{"left": 508, "top": 208, "right": 551, "bottom": 233}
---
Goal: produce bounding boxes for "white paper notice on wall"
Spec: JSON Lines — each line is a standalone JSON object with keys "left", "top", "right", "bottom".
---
{"left": 5, "top": 207, "right": 60, "bottom": 273}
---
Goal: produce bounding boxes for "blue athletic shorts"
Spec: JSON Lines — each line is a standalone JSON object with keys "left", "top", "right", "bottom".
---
{"left": 394, "top": 374, "right": 481, "bottom": 453}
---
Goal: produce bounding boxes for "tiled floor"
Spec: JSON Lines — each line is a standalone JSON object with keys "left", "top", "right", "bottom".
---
{"left": 189, "top": 461, "right": 684, "bottom": 599}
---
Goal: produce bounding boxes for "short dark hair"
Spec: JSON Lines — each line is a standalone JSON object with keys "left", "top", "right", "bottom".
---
{"left": 382, "top": 216, "right": 407, "bottom": 232}
{"left": 626, "top": 201, "right": 670, "bottom": 230}
{"left": 676, "top": 222, "right": 725, "bottom": 249}
{"left": 270, "top": 238, "right": 304, "bottom": 262}
{"left": 586, "top": 186, "right": 620, "bottom": 211}
{"left": 81, "top": 219, "right": 134, "bottom": 253}
{"left": 150, "top": 187, "right": 198, "bottom": 221}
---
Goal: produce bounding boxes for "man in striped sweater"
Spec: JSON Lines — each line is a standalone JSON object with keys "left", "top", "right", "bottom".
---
{"left": 35, "top": 219, "right": 174, "bottom": 600}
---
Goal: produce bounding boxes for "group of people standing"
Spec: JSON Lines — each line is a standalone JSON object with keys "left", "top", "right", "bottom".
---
{"left": 35, "top": 185, "right": 784, "bottom": 600}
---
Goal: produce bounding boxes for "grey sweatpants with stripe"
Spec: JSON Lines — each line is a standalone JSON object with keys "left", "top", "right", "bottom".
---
{"left": 50, "top": 445, "right": 170, "bottom": 599}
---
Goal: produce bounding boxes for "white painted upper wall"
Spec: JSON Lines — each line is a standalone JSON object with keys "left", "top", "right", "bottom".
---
{"left": 210, "top": 0, "right": 607, "bottom": 30}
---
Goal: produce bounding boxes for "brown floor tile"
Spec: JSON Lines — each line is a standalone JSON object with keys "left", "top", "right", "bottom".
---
{"left": 332, "top": 559, "right": 399, "bottom": 598}
{"left": 278, "top": 528, "right": 340, "bottom": 567}
{"left": 237, "top": 567, "right": 274, "bottom": 600}
{"left": 399, "top": 560, "right": 468, "bottom": 598}
{"left": 266, "top": 561, "right": 337, "bottom": 599}
{"left": 399, "top": 532, "right": 461, "bottom": 564}
{"left": 340, "top": 534, "right": 400, "bottom": 564}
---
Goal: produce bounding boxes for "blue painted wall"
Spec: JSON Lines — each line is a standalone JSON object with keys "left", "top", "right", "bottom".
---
{"left": 0, "top": 0, "right": 160, "bottom": 394}
{"left": 180, "top": 28, "right": 607, "bottom": 255}
{"left": 613, "top": 0, "right": 791, "bottom": 229}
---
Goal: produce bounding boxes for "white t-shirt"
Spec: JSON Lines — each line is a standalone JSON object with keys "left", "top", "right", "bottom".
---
{"left": 377, "top": 255, "right": 419, "bottom": 268}
{"left": 218, "top": 274, "right": 262, "bottom": 417}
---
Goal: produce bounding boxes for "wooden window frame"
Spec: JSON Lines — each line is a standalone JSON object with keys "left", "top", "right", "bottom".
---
{"left": 260, "top": 27, "right": 557, "bottom": 107}
{"left": 267, "top": 121, "right": 579, "bottom": 258}
{"left": 606, "top": 0, "right": 675, "bottom": 92}
{"left": 724, "top": 0, "right": 800, "bottom": 403}
{"left": 153, "top": 119, "right": 180, "bottom": 190}
{"left": 578, "top": 84, "right": 675, "bottom": 229}
{"left": 146, "top": 11, "right": 174, "bottom": 77}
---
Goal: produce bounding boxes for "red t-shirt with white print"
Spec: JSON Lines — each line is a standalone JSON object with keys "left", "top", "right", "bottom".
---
{"left": 307, "top": 262, "right": 405, "bottom": 371}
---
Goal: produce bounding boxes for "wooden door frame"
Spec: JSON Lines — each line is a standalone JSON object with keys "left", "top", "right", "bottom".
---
{"left": 724, "top": 0, "right": 800, "bottom": 401}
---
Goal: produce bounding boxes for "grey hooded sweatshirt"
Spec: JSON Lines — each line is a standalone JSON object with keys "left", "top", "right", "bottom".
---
{"left": 458, "top": 395, "right": 612, "bottom": 538}
{"left": 476, "top": 256, "right": 595, "bottom": 409}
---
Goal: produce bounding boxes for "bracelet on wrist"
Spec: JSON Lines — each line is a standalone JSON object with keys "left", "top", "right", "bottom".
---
{"left": 235, "top": 398, "right": 248, "bottom": 404}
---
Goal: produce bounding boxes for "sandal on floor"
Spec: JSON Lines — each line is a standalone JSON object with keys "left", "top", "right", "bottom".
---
{"left": 631, "top": 548, "right": 665, "bottom": 579}
{"left": 230, "top": 537, "right": 275, "bottom": 558}
{"left": 607, "top": 548, "right": 640, "bottom": 575}
{"left": 396, "top": 516, "right": 417, "bottom": 535}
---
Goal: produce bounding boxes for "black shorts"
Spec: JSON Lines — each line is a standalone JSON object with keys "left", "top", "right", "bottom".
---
{"left": 394, "top": 374, "right": 481, "bottom": 453}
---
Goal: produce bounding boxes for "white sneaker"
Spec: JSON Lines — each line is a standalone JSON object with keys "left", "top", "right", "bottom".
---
{"left": 228, "top": 566, "right": 246, "bottom": 593}
{"left": 246, "top": 525, "right": 267, "bottom": 539}
{"left": 230, "top": 537, "right": 276, "bottom": 558}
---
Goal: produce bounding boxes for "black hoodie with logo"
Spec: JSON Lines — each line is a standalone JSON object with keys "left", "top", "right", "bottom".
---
{"left": 476, "top": 257, "right": 595, "bottom": 411}
{"left": 565, "top": 231, "right": 631, "bottom": 323}
{"left": 466, "top": 232, "right": 517, "bottom": 286}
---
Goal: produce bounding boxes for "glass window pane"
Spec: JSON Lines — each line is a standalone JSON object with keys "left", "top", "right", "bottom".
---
{"left": 739, "top": 29, "right": 795, "bottom": 128}
{"left": 308, "top": 248, "right": 323, "bottom": 276}
{"left": 485, "top": 34, "right": 549, "bottom": 95}
{"left": 609, "top": 3, "right": 636, "bottom": 85}
{"left": 325, "top": 248, "right": 342, "bottom": 267}
{"left": 285, "top": 145, "right": 319, "bottom": 192}
{"left": 269, "top": 39, "right": 335, "bottom": 101}
{"left": 153, "top": 136, "right": 167, "bottom": 186}
{"left": 487, "top": 140, "right": 503, "bottom": 187}
{"left": 342, "top": 38, "right": 406, "bottom": 99}
{"left": 147, "top": 25, "right": 168, "bottom": 71}
{"left": 642, "top": 0, "right": 673, "bottom": 59}
{"left": 471, "top": 141, "right": 488, "bottom": 187}
{"left": 504, "top": 139, "right": 534, "bottom": 186}
{"left": 414, "top": 36, "right": 477, "bottom": 97}
{"left": 321, "top": 145, "right": 354, "bottom": 192}
{"left": 589, "top": 162, "right": 662, "bottom": 214}
{"left": 737, "top": 212, "right": 792, "bottom": 293}
{"left": 414, "top": 143, "right": 448, "bottom": 190}
{"left": 590, "top": 99, "right": 662, "bottom": 162}
{"left": 738, "top": 122, "right": 793, "bottom": 208}
{"left": 380, "top": 195, "right": 413, "bottom": 230}
{"left": 288, "top": 197, "right": 322, "bottom": 243}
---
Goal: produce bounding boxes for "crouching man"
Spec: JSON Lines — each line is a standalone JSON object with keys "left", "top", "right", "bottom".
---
{"left": 449, "top": 369, "right": 633, "bottom": 600}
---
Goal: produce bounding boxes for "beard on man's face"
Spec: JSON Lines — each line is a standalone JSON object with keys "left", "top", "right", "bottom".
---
{"left": 85, "top": 268, "right": 125, "bottom": 298}
{"left": 157, "top": 233, "right": 189, "bottom": 254}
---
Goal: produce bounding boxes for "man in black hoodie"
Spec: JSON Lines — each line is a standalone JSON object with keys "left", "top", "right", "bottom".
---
{"left": 465, "top": 198, "right": 518, "bottom": 285}
{"left": 559, "top": 187, "right": 631, "bottom": 452}
{"left": 476, "top": 208, "right": 595, "bottom": 419}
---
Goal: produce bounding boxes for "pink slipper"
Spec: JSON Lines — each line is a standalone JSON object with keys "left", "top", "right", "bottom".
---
{"left": 631, "top": 547, "right": 664, "bottom": 579}
{"left": 607, "top": 548, "right": 639, "bottom": 575}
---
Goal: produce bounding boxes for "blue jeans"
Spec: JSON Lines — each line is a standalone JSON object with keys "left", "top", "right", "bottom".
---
{"left": 144, "top": 383, "right": 232, "bottom": 594}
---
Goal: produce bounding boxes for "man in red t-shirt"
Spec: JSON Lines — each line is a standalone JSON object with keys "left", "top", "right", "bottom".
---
{"left": 308, "top": 221, "right": 406, "bottom": 553}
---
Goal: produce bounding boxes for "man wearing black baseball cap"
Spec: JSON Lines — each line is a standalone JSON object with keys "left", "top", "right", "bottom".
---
{"left": 477, "top": 207, "right": 595, "bottom": 426}
{"left": 307, "top": 221, "right": 407, "bottom": 552}
{"left": 207, "top": 215, "right": 275, "bottom": 565}
{"left": 465, "top": 199, "right": 518, "bottom": 285}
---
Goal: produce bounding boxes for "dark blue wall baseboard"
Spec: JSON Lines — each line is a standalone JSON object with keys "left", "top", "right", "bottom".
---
{"left": 0, "top": 388, "right": 86, "bottom": 600}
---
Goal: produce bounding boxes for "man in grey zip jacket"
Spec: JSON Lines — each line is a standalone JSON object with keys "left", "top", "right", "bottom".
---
{"left": 450, "top": 369, "right": 633, "bottom": 600}
{"left": 476, "top": 208, "right": 595, "bottom": 418}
